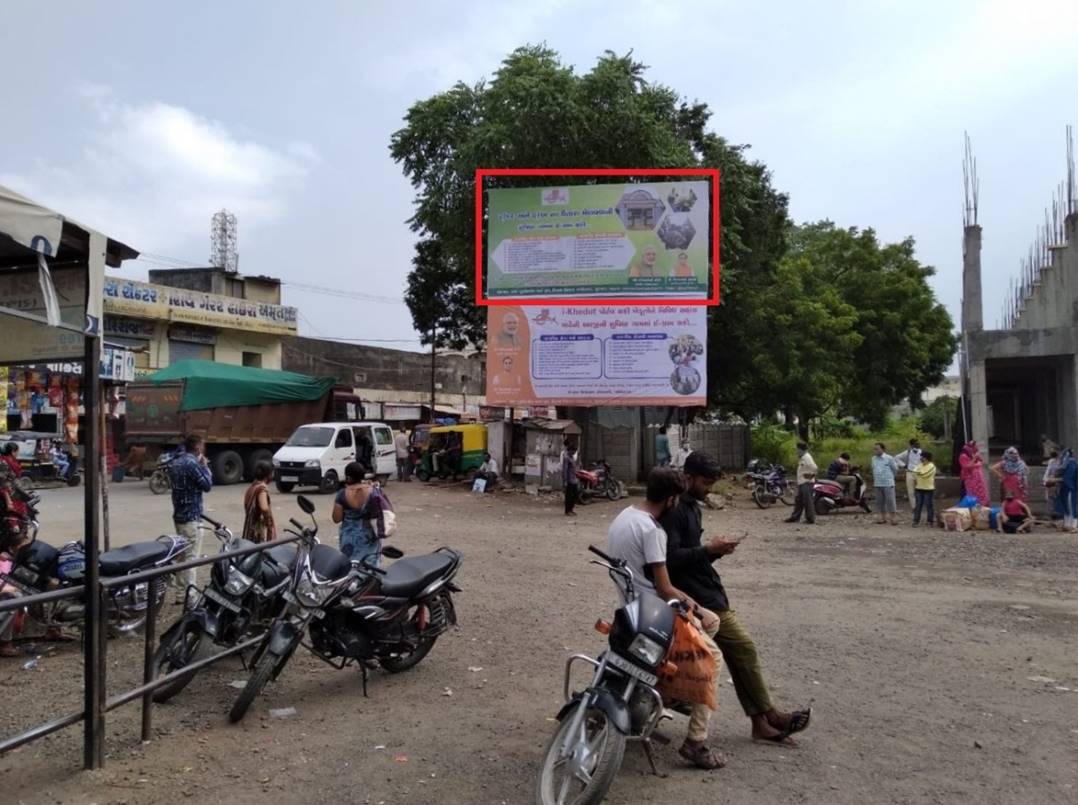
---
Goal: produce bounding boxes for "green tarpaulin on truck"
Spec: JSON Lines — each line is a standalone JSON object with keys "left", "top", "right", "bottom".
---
{"left": 148, "top": 360, "right": 337, "bottom": 412}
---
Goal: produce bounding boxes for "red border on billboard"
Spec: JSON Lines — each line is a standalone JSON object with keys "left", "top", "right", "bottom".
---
{"left": 475, "top": 168, "right": 720, "bottom": 306}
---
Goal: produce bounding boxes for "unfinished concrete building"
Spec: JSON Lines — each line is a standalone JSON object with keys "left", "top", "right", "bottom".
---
{"left": 961, "top": 128, "right": 1078, "bottom": 463}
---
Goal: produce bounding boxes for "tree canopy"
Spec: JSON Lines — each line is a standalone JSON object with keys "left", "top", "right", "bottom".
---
{"left": 390, "top": 45, "right": 956, "bottom": 428}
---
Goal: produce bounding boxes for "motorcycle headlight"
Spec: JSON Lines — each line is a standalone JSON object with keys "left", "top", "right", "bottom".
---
{"left": 627, "top": 634, "right": 665, "bottom": 667}
{"left": 223, "top": 566, "right": 254, "bottom": 596}
{"left": 304, "top": 460, "right": 320, "bottom": 468}
{"left": 295, "top": 574, "right": 328, "bottom": 607}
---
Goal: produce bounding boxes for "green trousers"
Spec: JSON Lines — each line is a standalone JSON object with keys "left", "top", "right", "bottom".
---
{"left": 712, "top": 609, "right": 773, "bottom": 717}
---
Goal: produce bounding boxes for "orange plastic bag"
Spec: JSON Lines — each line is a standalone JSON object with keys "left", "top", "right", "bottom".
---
{"left": 656, "top": 613, "right": 717, "bottom": 710}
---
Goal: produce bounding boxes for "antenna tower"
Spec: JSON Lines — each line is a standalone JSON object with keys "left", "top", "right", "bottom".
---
{"left": 210, "top": 209, "right": 239, "bottom": 273}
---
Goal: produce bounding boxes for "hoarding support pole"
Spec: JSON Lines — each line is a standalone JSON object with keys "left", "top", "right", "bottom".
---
{"left": 83, "top": 334, "right": 105, "bottom": 770}
{"left": 429, "top": 325, "right": 436, "bottom": 424}
{"left": 100, "top": 388, "right": 110, "bottom": 552}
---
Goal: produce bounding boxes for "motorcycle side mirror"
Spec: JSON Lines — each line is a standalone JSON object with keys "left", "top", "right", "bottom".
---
{"left": 382, "top": 545, "right": 404, "bottom": 559}
{"left": 296, "top": 495, "right": 316, "bottom": 515}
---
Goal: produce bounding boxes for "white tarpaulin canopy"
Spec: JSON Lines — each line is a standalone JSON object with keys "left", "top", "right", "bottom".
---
{"left": 0, "top": 184, "right": 137, "bottom": 363}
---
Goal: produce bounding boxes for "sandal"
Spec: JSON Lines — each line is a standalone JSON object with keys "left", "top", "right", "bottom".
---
{"left": 752, "top": 728, "right": 797, "bottom": 746}
{"left": 787, "top": 706, "right": 812, "bottom": 734}
{"left": 679, "top": 741, "right": 727, "bottom": 769}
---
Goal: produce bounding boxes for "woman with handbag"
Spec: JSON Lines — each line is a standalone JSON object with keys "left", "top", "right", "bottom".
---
{"left": 241, "top": 462, "right": 277, "bottom": 543}
{"left": 332, "top": 462, "right": 394, "bottom": 568}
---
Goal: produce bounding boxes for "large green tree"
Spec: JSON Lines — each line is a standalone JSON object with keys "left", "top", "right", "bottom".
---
{"left": 390, "top": 45, "right": 791, "bottom": 399}
{"left": 777, "top": 222, "right": 958, "bottom": 428}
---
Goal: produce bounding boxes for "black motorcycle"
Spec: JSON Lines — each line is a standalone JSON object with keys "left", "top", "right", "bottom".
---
{"left": 537, "top": 545, "right": 681, "bottom": 805}
{"left": 0, "top": 487, "right": 190, "bottom": 636}
{"left": 150, "top": 514, "right": 298, "bottom": 702}
{"left": 228, "top": 496, "right": 462, "bottom": 722}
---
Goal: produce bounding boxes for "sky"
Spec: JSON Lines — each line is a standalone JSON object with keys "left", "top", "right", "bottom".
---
{"left": 2, "top": 0, "right": 1076, "bottom": 352}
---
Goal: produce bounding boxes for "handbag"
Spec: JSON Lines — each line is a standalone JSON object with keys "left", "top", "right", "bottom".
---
{"left": 371, "top": 485, "right": 397, "bottom": 538}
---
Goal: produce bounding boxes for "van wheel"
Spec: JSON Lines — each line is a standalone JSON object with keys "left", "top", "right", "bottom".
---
{"left": 213, "top": 450, "right": 244, "bottom": 485}
{"left": 320, "top": 470, "right": 340, "bottom": 494}
{"left": 275, "top": 481, "right": 295, "bottom": 493}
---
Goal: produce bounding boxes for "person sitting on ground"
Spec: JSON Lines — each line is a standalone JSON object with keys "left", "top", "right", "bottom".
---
{"left": 826, "top": 452, "right": 856, "bottom": 496}
{"left": 998, "top": 490, "right": 1033, "bottom": 534}
{"left": 606, "top": 467, "right": 727, "bottom": 770}
{"left": 662, "top": 452, "right": 812, "bottom": 747}
{"left": 475, "top": 452, "right": 498, "bottom": 491}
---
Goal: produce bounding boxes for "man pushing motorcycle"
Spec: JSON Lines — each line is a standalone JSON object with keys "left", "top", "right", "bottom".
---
{"left": 661, "top": 452, "right": 812, "bottom": 745}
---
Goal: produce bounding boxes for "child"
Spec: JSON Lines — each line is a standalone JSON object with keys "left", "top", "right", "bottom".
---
{"left": 911, "top": 450, "right": 937, "bottom": 527}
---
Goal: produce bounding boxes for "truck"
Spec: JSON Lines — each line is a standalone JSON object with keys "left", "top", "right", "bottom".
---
{"left": 124, "top": 360, "right": 363, "bottom": 485}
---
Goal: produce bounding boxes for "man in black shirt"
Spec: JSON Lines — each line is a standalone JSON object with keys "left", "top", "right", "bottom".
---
{"left": 660, "top": 452, "right": 811, "bottom": 744}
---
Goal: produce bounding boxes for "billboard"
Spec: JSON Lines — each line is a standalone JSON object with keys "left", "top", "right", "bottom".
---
{"left": 484, "top": 177, "right": 713, "bottom": 302}
{"left": 486, "top": 305, "right": 706, "bottom": 407}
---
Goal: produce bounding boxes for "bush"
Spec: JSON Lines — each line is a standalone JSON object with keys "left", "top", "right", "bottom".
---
{"left": 749, "top": 422, "right": 796, "bottom": 467}
{"left": 919, "top": 396, "right": 958, "bottom": 439}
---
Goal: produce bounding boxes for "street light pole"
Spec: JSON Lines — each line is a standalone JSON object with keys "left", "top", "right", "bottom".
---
{"left": 429, "top": 324, "right": 436, "bottom": 424}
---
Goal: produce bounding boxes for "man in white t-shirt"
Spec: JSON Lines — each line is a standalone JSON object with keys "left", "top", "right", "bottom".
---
{"left": 606, "top": 467, "right": 727, "bottom": 771}
{"left": 475, "top": 452, "right": 499, "bottom": 492}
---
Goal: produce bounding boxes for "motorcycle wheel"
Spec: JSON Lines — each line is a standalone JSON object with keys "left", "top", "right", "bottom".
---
{"left": 416, "top": 468, "right": 431, "bottom": 482}
{"left": 860, "top": 497, "right": 872, "bottom": 513}
{"left": 149, "top": 471, "right": 170, "bottom": 495}
{"left": 109, "top": 615, "right": 147, "bottom": 637}
{"left": 229, "top": 650, "right": 280, "bottom": 723}
{"left": 603, "top": 479, "right": 620, "bottom": 501}
{"left": 779, "top": 484, "right": 794, "bottom": 506}
{"left": 752, "top": 484, "right": 773, "bottom": 509}
{"left": 577, "top": 488, "right": 592, "bottom": 505}
{"left": 151, "top": 622, "right": 203, "bottom": 703}
{"left": 379, "top": 635, "right": 437, "bottom": 673}
{"left": 814, "top": 497, "right": 833, "bottom": 516}
{"left": 536, "top": 703, "right": 625, "bottom": 805}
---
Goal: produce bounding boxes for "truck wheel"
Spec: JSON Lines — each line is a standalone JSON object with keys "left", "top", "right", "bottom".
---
{"left": 319, "top": 470, "right": 340, "bottom": 494}
{"left": 246, "top": 449, "right": 275, "bottom": 480}
{"left": 212, "top": 450, "right": 245, "bottom": 485}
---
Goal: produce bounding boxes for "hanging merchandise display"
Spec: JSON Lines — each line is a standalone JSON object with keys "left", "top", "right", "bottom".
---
{"left": 0, "top": 367, "right": 7, "bottom": 414}
{"left": 47, "top": 372, "right": 63, "bottom": 407}
{"left": 64, "top": 374, "right": 80, "bottom": 444}
{"left": 16, "top": 371, "right": 31, "bottom": 428}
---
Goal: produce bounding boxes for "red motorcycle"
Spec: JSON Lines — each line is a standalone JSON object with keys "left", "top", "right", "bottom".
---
{"left": 813, "top": 468, "right": 871, "bottom": 515}
{"left": 575, "top": 460, "right": 620, "bottom": 503}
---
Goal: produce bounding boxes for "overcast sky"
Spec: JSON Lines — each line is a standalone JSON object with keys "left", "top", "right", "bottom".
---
{"left": 2, "top": 0, "right": 1076, "bottom": 353}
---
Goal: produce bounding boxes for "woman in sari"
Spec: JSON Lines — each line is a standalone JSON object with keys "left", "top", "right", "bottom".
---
{"left": 959, "top": 441, "right": 990, "bottom": 505}
{"left": 241, "top": 462, "right": 277, "bottom": 543}
{"left": 991, "top": 447, "right": 1029, "bottom": 502}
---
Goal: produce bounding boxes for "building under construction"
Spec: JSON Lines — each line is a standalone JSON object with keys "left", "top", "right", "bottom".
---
{"left": 960, "top": 127, "right": 1078, "bottom": 462}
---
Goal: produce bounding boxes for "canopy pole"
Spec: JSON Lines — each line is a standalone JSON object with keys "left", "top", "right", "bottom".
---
{"left": 82, "top": 334, "right": 105, "bottom": 770}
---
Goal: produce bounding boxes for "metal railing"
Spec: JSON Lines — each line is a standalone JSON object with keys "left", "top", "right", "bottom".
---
{"left": 0, "top": 533, "right": 299, "bottom": 760}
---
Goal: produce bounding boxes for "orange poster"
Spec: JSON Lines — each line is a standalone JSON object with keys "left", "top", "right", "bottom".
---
{"left": 485, "top": 305, "right": 706, "bottom": 407}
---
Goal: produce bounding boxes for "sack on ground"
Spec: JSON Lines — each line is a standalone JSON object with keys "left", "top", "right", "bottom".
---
{"left": 656, "top": 614, "right": 717, "bottom": 710}
{"left": 942, "top": 507, "right": 972, "bottom": 532}
{"left": 970, "top": 506, "right": 994, "bottom": 530}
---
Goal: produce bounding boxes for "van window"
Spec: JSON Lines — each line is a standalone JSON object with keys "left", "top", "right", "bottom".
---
{"left": 286, "top": 426, "right": 334, "bottom": 448}
{"left": 374, "top": 427, "right": 393, "bottom": 446}
{"left": 335, "top": 429, "right": 353, "bottom": 449}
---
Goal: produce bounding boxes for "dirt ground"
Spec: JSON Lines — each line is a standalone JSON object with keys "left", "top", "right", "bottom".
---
{"left": 2, "top": 477, "right": 1077, "bottom": 805}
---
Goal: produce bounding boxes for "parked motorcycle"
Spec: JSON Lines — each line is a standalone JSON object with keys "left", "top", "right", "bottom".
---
{"left": 150, "top": 514, "right": 298, "bottom": 702}
{"left": 537, "top": 545, "right": 681, "bottom": 805}
{"left": 228, "top": 495, "right": 462, "bottom": 722}
{"left": 0, "top": 487, "right": 191, "bottom": 635}
{"left": 813, "top": 469, "right": 871, "bottom": 515}
{"left": 749, "top": 465, "right": 793, "bottom": 509}
{"left": 148, "top": 452, "right": 175, "bottom": 495}
{"left": 576, "top": 460, "right": 620, "bottom": 504}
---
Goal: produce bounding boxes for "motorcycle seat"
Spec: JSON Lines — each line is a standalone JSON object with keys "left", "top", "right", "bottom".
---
{"left": 310, "top": 543, "right": 351, "bottom": 581}
{"left": 261, "top": 544, "right": 297, "bottom": 586}
{"left": 378, "top": 553, "right": 454, "bottom": 598}
{"left": 99, "top": 540, "right": 172, "bottom": 576}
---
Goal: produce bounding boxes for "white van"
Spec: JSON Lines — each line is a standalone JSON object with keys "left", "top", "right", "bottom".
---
{"left": 272, "top": 421, "right": 396, "bottom": 493}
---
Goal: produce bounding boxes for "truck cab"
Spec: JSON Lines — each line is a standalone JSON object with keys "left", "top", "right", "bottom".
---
{"left": 272, "top": 421, "right": 395, "bottom": 493}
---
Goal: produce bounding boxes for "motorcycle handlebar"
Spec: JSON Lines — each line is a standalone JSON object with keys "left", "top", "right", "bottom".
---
{"left": 201, "top": 513, "right": 223, "bottom": 529}
{"left": 587, "top": 544, "right": 617, "bottom": 565}
{"left": 289, "top": 518, "right": 305, "bottom": 532}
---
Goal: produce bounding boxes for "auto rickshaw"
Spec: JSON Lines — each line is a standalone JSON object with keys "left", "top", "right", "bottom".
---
{"left": 415, "top": 424, "right": 487, "bottom": 482}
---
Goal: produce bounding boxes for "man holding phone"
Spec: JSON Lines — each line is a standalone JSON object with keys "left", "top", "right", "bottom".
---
{"left": 660, "top": 452, "right": 811, "bottom": 745}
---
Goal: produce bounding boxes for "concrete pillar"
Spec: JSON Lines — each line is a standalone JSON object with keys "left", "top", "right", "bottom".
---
{"left": 969, "top": 359, "right": 990, "bottom": 458}
{"left": 1063, "top": 355, "right": 1078, "bottom": 451}
{"left": 962, "top": 225, "right": 983, "bottom": 332}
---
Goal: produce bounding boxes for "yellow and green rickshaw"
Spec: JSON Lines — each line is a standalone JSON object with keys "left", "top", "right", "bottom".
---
{"left": 415, "top": 424, "right": 487, "bottom": 482}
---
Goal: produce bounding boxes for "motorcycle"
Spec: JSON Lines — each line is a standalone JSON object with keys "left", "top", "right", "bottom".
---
{"left": 148, "top": 451, "right": 175, "bottom": 496}
{"left": 0, "top": 487, "right": 191, "bottom": 635}
{"left": 537, "top": 545, "right": 682, "bottom": 805}
{"left": 813, "top": 469, "right": 872, "bottom": 515}
{"left": 228, "top": 495, "right": 463, "bottom": 723}
{"left": 749, "top": 465, "right": 793, "bottom": 509}
{"left": 575, "top": 460, "right": 620, "bottom": 504}
{"left": 150, "top": 514, "right": 299, "bottom": 703}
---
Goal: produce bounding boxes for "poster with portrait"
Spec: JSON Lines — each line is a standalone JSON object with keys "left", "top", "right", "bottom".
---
{"left": 485, "top": 305, "right": 707, "bottom": 406}
{"left": 486, "top": 182, "right": 710, "bottom": 299}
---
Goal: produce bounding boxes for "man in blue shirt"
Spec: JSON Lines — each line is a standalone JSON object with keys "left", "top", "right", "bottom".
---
{"left": 168, "top": 434, "right": 213, "bottom": 599}
{"left": 870, "top": 442, "right": 899, "bottom": 526}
